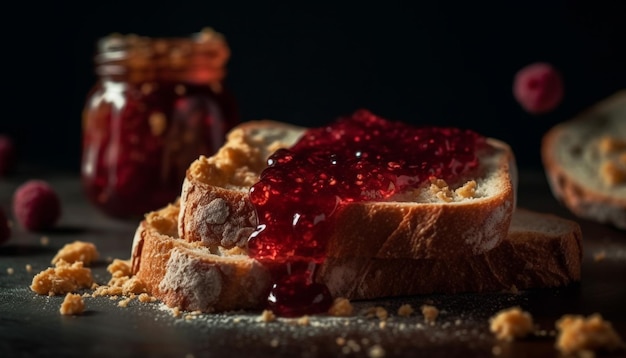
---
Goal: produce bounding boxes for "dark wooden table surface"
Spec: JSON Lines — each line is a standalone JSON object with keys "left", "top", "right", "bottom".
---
{"left": 1, "top": 169, "right": 625, "bottom": 358}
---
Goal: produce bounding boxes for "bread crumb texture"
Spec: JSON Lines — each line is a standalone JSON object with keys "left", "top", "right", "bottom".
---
{"left": 51, "top": 240, "right": 99, "bottom": 266}
{"left": 489, "top": 307, "right": 533, "bottom": 341}
{"left": 555, "top": 313, "right": 625, "bottom": 355}
{"left": 328, "top": 297, "right": 354, "bottom": 317}
{"left": 30, "top": 259, "right": 94, "bottom": 296}
{"left": 258, "top": 309, "right": 276, "bottom": 323}
{"left": 59, "top": 293, "right": 85, "bottom": 315}
{"left": 146, "top": 203, "right": 179, "bottom": 237}
{"left": 421, "top": 304, "right": 439, "bottom": 323}
{"left": 428, "top": 178, "right": 478, "bottom": 202}
{"left": 30, "top": 243, "right": 156, "bottom": 315}
{"left": 597, "top": 136, "right": 626, "bottom": 187}
{"left": 397, "top": 304, "right": 415, "bottom": 317}
{"left": 188, "top": 124, "right": 302, "bottom": 189}
{"left": 93, "top": 259, "right": 149, "bottom": 297}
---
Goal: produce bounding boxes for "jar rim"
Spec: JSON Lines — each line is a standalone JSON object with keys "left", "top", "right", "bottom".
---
{"left": 95, "top": 27, "right": 230, "bottom": 67}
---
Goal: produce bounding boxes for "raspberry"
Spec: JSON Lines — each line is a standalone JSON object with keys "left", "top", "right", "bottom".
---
{"left": 513, "top": 62, "right": 564, "bottom": 114}
{"left": 0, "top": 207, "right": 10, "bottom": 244}
{"left": 13, "top": 180, "right": 61, "bottom": 231}
{"left": 0, "top": 135, "right": 16, "bottom": 176}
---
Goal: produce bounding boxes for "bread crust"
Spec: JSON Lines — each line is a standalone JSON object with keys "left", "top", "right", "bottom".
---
{"left": 179, "top": 122, "right": 516, "bottom": 259}
{"left": 320, "top": 208, "right": 582, "bottom": 299}
{"left": 134, "top": 205, "right": 581, "bottom": 311}
{"left": 132, "top": 203, "right": 271, "bottom": 312}
{"left": 541, "top": 90, "right": 626, "bottom": 229}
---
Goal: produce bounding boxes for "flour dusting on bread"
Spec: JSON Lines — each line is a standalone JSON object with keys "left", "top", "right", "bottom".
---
{"left": 160, "top": 249, "right": 223, "bottom": 312}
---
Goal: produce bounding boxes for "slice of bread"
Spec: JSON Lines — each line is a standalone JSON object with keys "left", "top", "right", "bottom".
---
{"left": 178, "top": 119, "right": 518, "bottom": 259}
{"left": 320, "top": 208, "right": 582, "bottom": 300}
{"left": 131, "top": 202, "right": 271, "bottom": 312}
{"left": 131, "top": 204, "right": 581, "bottom": 312}
{"left": 542, "top": 90, "right": 626, "bottom": 230}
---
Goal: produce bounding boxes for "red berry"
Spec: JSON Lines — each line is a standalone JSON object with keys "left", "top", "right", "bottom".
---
{"left": 13, "top": 180, "right": 61, "bottom": 231}
{"left": 513, "top": 62, "right": 564, "bottom": 114}
{"left": 0, "top": 135, "right": 16, "bottom": 176}
{"left": 0, "top": 207, "right": 10, "bottom": 244}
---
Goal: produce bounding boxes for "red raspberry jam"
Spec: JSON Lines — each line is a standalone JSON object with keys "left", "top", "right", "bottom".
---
{"left": 82, "top": 29, "right": 238, "bottom": 218}
{"left": 248, "top": 110, "right": 486, "bottom": 316}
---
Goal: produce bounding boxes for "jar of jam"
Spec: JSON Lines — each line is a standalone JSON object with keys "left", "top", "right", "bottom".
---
{"left": 81, "top": 28, "right": 238, "bottom": 218}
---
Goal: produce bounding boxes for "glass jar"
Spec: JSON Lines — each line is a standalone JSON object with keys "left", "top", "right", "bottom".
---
{"left": 81, "top": 28, "right": 238, "bottom": 218}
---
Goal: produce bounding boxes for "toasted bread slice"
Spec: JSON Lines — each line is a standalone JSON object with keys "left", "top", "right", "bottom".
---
{"left": 178, "top": 119, "right": 517, "bottom": 259}
{"left": 131, "top": 204, "right": 581, "bottom": 312}
{"left": 541, "top": 90, "right": 626, "bottom": 230}
{"left": 131, "top": 203, "right": 270, "bottom": 312}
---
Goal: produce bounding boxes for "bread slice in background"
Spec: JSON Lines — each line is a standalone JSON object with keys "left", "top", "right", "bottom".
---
{"left": 178, "top": 119, "right": 517, "bottom": 259}
{"left": 132, "top": 204, "right": 581, "bottom": 312}
{"left": 542, "top": 90, "right": 626, "bottom": 230}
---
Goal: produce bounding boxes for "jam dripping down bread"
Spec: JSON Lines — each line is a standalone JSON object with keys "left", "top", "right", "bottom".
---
{"left": 130, "top": 112, "right": 581, "bottom": 314}
{"left": 542, "top": 90, "right": 626, "bottom": 230}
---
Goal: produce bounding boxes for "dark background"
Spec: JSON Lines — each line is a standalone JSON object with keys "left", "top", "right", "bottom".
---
{"left": 3, "top": 1, "right": 625, "bottom": 172}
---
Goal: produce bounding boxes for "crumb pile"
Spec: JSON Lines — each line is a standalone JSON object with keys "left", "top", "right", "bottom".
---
{"left": 29, "top": 240, "right": 156, "bottom": 315}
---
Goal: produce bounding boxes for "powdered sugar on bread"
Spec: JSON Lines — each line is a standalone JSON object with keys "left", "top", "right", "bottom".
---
{"left": 132, "top": 203, "right": 271, "bottom": 312}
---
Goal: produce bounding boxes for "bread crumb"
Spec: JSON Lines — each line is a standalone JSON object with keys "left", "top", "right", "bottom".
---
{"left": 430, "top": 178, "right": 477, "bottom": 201}
{"left": 40, "top": 236, "right": 49, "bottom": 246}
{"left": 60, "top": 293, "right": 85, "bottom": 315}
{"left": 555, "top": 313, "right": 624, "bottom": 355}
{"left": 421, "top": 304, "right": 439, "bottom": 323}
{"left": 138, "top": 293, "right": 156, "bottom": 303}
{"left": 51, "top": 241, "right": 99, "bottom": 266}
{"left": 336, "top": 337, "right": 346, "bottom": 346}
{"left": 118, "top": 295, "right": 135, "bottom": 308}
{"left": 170, "top": 306, "right": 182, "bottom": 317}
{"left": 107, "top": 259, "right": 132, "bottom": 278}
{"left": 269, "top": 337, "right": 280, "bottom": 347}
{"left": 430, "top": 179, "right": 454, "bottom": 202}
{"left": 600, "top": 160, "right": 626, "bottom": 187}
{"left": 258, "top": 309, "right": 276, "bottom": 323}
{"left": 367, "top": 344, "right": 385, "bottom": 358}
{"left": 455, "top": 180, "right": 477, "bottom": 198}
{"left": 489, "top": 307, "right": 533, "bottom": 341}
{"left": 145, "top": 206, "right": 180, "bottom": 238}
{"left": 30, "top": 260, "right": 94, "bottom": 295}
{"left": 364, "top": 306, "right": 388, "bottom": 320}
{"left": 25, "top": 264, "right": 33, "bottom": 273}
{"left": 397, "top": 304, "right": 414, "bottom": 317}
{"left": 7, "top": 267, "right": 14, "bottom": 275}
{"left": 92, "top": 260, "right": 147, "bottom": 297}
{"left": 328, "top": 297, "right": 354, "bottom": 317}
{"left": 296, "top": 315, "right": 310, "bottom": 326}
{"left": 598, "top": 136, "right": 626, "bottom": 155}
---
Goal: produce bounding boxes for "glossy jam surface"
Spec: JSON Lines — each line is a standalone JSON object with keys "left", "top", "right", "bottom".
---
{"left": 82, "top": 80, "right": 238, "bottom": 218}
{"left": 248, "top": 110, "right": 486, "bottom": 316}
